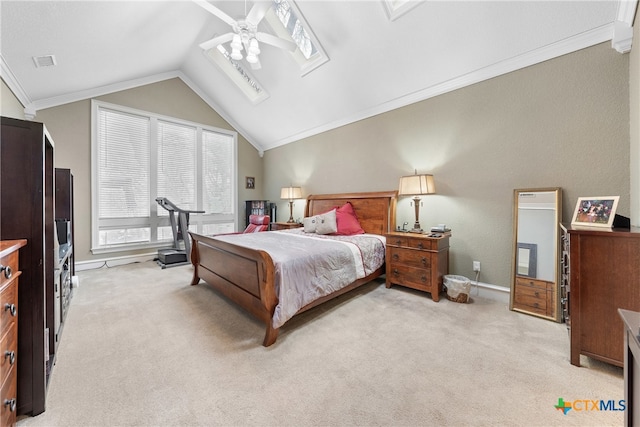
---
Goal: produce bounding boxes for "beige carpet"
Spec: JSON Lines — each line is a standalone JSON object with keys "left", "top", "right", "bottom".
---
{"left": 17, "top": 260, "right": 623, "bottom": 426}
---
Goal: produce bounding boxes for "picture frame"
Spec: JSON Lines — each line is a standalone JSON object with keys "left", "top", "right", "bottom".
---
{"left": 245, "top": 176, "right": 255, "bottom": 189}
{"left": 571, "top": 196, "right": 619, "bottom": 228}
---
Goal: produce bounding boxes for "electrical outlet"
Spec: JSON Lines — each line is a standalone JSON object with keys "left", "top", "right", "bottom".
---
{"left": 473, "top": 261, "right": 481, "bottom": 272}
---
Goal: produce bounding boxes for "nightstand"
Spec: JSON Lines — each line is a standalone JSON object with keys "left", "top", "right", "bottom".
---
{"left": 270, "top": 222, "right": 302, "bottom": 231}
{"left": 385, "top": 232, "right": 450, "bottom": 301}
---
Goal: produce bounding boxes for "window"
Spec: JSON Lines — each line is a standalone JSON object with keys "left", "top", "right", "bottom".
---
{"left": 266, "top": 0, "right": 329, "bottom": 75}
{"left": 204, "top": 45, "right": 270, "bottom": 104}
{"left": 91, "top": 100, "right": 237, "bottom": 253}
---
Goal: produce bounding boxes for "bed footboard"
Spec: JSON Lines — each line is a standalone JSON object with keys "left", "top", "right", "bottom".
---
{"left": 189, "top": 232, "right": 279, "bottom": 346}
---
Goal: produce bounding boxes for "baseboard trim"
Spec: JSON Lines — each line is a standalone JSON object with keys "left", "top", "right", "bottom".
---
{"left": 76, "top": 252, "right": 157, "bottom": 271}
{"left": 76, "top": 256, "right": 511, "bottom": 306}
{"left": 468, "top": 281, "right": 510, "bottom": 304}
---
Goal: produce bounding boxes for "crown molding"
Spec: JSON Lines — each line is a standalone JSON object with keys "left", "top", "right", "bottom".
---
{"left": 260, "top": 23, "right": 616, "bottom": 151}
{"left": 24, "top": 70, "right": 183, "bottom": 113}
{"left": 176, "top": 73, "right": 264, "bottom": 155}
{"left": 1, "top": 62, "right": 264, "bottom": 154}
{"left": 0, "top": 54, "right": 32, "bottom": 111}
{"left": 617, "top": 0, "right": 639, "bottom": 24}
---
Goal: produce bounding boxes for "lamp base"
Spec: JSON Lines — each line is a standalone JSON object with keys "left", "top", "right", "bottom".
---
{"left": 409, "top": 228, "right": 423, "bottom": 233}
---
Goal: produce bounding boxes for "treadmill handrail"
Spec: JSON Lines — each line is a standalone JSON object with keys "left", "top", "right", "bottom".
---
{"left": 155, "top": 197, "right": 205, "bottom": 214}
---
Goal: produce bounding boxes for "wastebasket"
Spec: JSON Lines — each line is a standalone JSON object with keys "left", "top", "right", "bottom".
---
{"left": 444, "top": 275, "right": 471, "bottom": 303}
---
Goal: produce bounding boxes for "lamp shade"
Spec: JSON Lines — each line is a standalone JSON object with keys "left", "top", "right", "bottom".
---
{"left": 280, "top": 186, "right": 302, "bottom": 200}
{"left": 398, "top": 173, "right": 435, "bottom": 196}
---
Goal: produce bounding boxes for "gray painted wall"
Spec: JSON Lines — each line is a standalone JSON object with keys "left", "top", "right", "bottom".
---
{"left": 1, "top": 40, "right": 636, "bottom": 289}
{"left": 263, "top": 42, "right": 631, "bottom": 288}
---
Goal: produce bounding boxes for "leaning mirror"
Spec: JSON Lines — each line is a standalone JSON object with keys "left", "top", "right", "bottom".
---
{"left": 510, "top": 188, "right": 562, "bottom": 322}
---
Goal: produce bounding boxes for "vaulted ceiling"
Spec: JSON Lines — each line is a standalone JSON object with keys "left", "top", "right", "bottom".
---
{"left": 1, "top": 1, "right": 637, "bottom": 154}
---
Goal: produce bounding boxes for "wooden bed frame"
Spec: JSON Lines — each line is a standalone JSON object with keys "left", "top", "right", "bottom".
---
{"left": 189, "top": 191, "right": 397, "bottom": 346}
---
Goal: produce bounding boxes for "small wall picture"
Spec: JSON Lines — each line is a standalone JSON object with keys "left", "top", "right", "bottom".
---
{"left": 245, "top": 176, "right": 255, "bottom": 189}
{"left": 571, "top": 196, "right": 619, "bottom": 228}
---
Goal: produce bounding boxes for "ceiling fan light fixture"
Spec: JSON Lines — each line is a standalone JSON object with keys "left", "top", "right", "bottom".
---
{"left": 248, "top": 38, "right": 260, "bottom": 55}
{"left": 230, "top": 48, "right": 243, "bottom": 61}
{"left": 230, "top": 34, "right": 243, "bottom": 51}
{"left": 246, "top": 52, "right": 258, "bottom": 64}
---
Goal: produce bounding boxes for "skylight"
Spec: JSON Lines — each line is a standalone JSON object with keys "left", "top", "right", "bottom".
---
{"left": 382, "top": 0, "right": 423, "bottom": 21}
{"left": 265, "top": 0, "right": 328, "bottom": 75}
{"left": 204, "top": 44, "right": 269, "bottom": 104}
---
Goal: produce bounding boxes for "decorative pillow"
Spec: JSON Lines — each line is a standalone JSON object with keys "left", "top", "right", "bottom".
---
{"left": 334, "top": 202, "right": 365, "bottom": 235}
{"left": 315, "top": 209, "right": 338, "bottom": 235}
{"left": 303, "top": 216, "right": 318, "bottom": 233}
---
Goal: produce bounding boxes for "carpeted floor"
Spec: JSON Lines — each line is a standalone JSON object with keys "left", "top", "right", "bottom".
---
{"left": 17, "top": 260, "right": 624, "bottom": 426}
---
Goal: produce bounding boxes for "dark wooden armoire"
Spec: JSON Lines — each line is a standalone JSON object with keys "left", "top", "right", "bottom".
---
{"left": 1, "top": 117, "right": 55, "bottom": 415}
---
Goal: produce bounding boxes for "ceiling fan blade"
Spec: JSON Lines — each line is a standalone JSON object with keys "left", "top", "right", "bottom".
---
{"left": 246, "top": 2, "right": 271, "bottom": 26}
{"left": 193, "top": 0, "right": 236, "bottom": 27}
{"left": 255, "top": 32, "right": 297, "bottom": 52}
{"left": 199, "top": 32, "right": 235, "bottom": 51}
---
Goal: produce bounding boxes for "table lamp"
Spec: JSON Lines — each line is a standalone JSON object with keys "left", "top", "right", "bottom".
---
{"left": 280, "top": 186, "right": 302, "bottom": 223}
{"left": 398, "top": 171, "right": 435, "bottom": 232}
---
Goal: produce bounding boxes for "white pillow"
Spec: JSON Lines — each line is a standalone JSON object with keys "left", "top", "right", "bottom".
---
{"left": 303, "top": 216, "right": 318, "bottom": 233}
{"left": 315, "top": 209, "right": 338, "bottom": 235}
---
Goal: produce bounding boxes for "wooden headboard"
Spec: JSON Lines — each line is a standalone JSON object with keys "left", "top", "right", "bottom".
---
{"left": 305, "top": 191, "right": 398, "bottom": 235}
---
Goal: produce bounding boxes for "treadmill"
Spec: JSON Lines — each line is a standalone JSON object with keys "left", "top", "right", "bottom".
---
{"left": 155, "top": 197, "right": 204, "bottom": 268}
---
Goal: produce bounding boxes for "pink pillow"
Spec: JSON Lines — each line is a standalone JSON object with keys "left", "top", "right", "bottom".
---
{"left": 334, "top": 202, "right": 365, "bottom": 235}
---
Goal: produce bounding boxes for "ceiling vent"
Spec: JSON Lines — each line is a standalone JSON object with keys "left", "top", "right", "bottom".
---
{"left": 32, "top": 55, "right": 57, "bottom": 68}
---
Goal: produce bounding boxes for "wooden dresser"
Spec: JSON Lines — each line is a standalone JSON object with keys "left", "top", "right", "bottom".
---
{"left": 385, "top": 232, "right": 450, "bottom": 301}
{"left": 0, "top": 240, "right": 26, "bottom": 427}
{"left": 567, "top": 226, "right": 640, "bottom": 367}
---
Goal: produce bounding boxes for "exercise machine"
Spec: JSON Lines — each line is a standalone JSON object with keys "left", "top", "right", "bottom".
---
{"left": 155, "top": 197, "right": 204, "bottom": 268}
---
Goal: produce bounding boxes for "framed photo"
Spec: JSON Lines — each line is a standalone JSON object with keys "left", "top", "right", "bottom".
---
{"left": 571, "top": 196, "right": 619, "bottom": 228}
{"left": 245, "top": 176, "right": 255, "bottom": 189}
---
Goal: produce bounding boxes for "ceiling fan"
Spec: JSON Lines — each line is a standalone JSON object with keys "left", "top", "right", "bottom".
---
{"left": 194, "top": 0, "right": 297, "bottom": 70}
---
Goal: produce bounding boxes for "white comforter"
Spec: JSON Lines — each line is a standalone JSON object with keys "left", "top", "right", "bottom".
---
{"left": 213, "top": 229, "right": 386, "bottom": 328}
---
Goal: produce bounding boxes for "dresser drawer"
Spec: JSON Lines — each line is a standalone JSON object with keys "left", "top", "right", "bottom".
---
{"left": 0, "top": 369, "right": 16, "bottom": 427}
{"left": 515, "top": 276, "right": 550, "bottom": 291}
{"left": 0, "top": 323, "right": 16, "bottom": 388}
{"left": 388, "top": 247, "right": 431, "bottom": 269}
{"left": 0, "top": 281, "right": 18, "bottom": 337}
{"left": 387, "top": 235, "right": 439, "bottom": 250}
{"left": 388, "top": 265, "right": 432, "bottom": 291}
{"left": 514, "top": 285, "right": 547, "bottom": 312}
{"left": 0, "top": 249, "right": 19, "bottom": 291}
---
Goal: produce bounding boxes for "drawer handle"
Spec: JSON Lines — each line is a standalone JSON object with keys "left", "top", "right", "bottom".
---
{"left": 534, "top": 291, "right": 540, "bottom": 298}
{"left": 421, "top": 257, "right": 427, "bottom": 266}
{"left": 4, "top": 398, "right": 16, "bottom": 412}
{"left": 392, "top": 254, "right": 399, "bottom": 261}
{"left": 4, "top": 351, "right": 15, "bottom": 365}
{"left": 0, "top": 265, "right": 11, "bottom": 280}
{"left": 417, "top": 243, "right": 424, "bottom": 249}
{"left": 4, "top": 303, "right": 16, "bottom": 317}
{"left": 394, "top": 240, "right": 402, "bottom": 245}
{"left": 421, "top": 275, "right": 427, "bottom": 282}
{"left": 393, "top": 269, "right": 399, "bottom": 277}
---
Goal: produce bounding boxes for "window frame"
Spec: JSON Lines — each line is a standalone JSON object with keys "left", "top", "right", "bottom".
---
{"left": 90, "top": 100, "right": 238, "bottom": 254}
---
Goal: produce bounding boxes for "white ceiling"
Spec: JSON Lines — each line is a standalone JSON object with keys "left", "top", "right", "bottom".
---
{"left": 1, "top": 1, "right": 637, "bottom": 154}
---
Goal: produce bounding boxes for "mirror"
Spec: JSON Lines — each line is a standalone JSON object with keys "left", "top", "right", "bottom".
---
{"left": 510, "top": 188, "right": 562, "bottom": 322}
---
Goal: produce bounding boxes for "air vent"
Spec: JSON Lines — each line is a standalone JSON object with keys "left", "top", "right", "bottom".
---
{"left": 32, "top": 55, "right": 57, "bottom": 68}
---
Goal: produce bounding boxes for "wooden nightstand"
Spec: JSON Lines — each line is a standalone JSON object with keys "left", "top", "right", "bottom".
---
{"left": 385, "top": 232, "right": 450, "bottom": 301}
{"left": 270, "top": 222, "right": 303, "bottom": 231}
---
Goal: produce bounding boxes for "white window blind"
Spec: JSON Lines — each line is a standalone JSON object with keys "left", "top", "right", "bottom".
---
{"left": 91, "top": 100, "right": 237, "bottom": 253}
